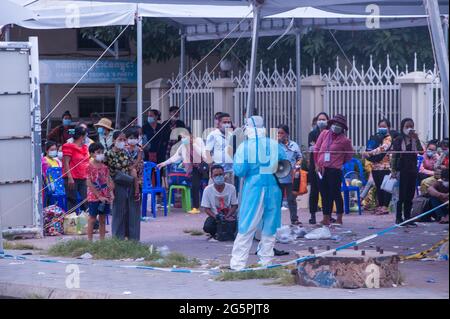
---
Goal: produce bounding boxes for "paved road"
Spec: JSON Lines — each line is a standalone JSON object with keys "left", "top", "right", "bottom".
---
{"left": 1, "top": 208, "right": 448, "bottom": 299}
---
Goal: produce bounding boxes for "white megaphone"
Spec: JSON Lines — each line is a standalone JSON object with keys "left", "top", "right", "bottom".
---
{"left": 275, "top": 159, "right": 292, "bottom": 179}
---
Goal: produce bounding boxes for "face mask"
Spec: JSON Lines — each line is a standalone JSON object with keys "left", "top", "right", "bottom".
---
{"left": 115, "top": 141, "right": 126, "bottom": 149}
{"left": 330, "top": 124, "right": 343, "bottom": 134}
{"left": 128, "top": 139, "right": 139, "bottom": 146}
{"left": 426, "top": 150, "right": 435, "bottom": 158}
{"left": 95, "top": 154, "right": 105, "bottom": 162}
{"left": 97, "top": 127, "right": 104, "bottom": 135}
{"left": 48, "top": 150, "right": 57, "bottom": 158}
{"left": 403, "top": 128, "right": 413, "bottom": 136}
{"left": 221, "top": 123, "right": 232, "bottom": 131}
{"left": 317, "top": 120, "right": 327, "bottom": 129}
{"left": 57, "top": 151, "right": 63, "bottom": 160}
{"left": 62, "top": 119, "right": 71, "bottom": 126}
{"left": 171, "top": 116, "right": 179, "bottom": 122}
{"left": 148, "top": 116, "right": 155, "bottom": 124}
{"left": 442, "top": 181, "right": 449, "bottom": 188}
{"left": 181, "top": 137, "right": 190, "bottom": 145}
{"left": 377, "top": 127, "right": 388, "bottom": 135}
{"left": 213, "top": 175, "right": 225, "bottom": 186}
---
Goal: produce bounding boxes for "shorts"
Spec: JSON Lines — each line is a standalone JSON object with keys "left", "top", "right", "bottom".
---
{"left": 88, "top": 201, "right": 111, "bottom": 217}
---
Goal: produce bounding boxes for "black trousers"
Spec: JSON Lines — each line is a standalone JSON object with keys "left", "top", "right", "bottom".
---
{"left": 279, "top": 183, "right": 299, "bottom": 223}
{"left": 191, "top": 167, "right": 208, "bottom": 209}
{"left": 319, "top": 168, "right": 344, "bottom": 216}
{"left": 396, "top": 170, "right": 418, "bottom": 220}
{"left": 64, "top": 178, "right": 87, "bottom": 211}
{"left": 372, "top": 170, "right": 392, "bottom": 207}
{"left": 309, "top": 170, "right": 320, "bottom": 215}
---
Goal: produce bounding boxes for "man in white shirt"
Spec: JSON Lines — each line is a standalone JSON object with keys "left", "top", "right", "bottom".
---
{"left": 202, "top": 164, "right": 238, "bottom": 240}
{"left": 205, "top": 113, "right": 234, "bottom": 183}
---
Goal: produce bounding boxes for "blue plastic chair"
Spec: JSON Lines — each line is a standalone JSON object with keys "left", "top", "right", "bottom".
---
{"left": 341, "top": 158, "right": 366, "bottom": 215}
{"left": 44, "top": 167, "right": 67, "bottom": 211}
{"left": 142, "top": 161, "right": 167, "bottom": 218}
{"left": 416, "top": 155, "right": 424, "bottom": 195}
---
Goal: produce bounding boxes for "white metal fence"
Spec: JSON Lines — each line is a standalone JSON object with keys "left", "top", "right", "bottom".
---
{"left": 168, "top": 55, "right": 446, "bottom": 148}
{"left": 323, "top": 56, "right": 402, "bottom": 149}
{"left": 234, "top": 61, "right": 300, "bottom": 139}
{"left": 169, "top": 68, "right": 216, "bottom": 131}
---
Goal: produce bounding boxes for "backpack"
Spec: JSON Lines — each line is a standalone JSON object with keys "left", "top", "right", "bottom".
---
{"left": 366, "top": 133, "right": 391, "bottom": 163}
{"left": 215, "top": 217, "right": 237, "bottom": 241}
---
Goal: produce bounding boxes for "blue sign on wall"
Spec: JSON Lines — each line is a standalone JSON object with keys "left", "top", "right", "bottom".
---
{"left": 40, "top": 59, "right": 136, "bottom": 84}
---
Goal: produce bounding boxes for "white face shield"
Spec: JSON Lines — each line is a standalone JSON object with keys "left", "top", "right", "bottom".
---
{"left": 244, "top": 116, "right": 266, "bottom": 139}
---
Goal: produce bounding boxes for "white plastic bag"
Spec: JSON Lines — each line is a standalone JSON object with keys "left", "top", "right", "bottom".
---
{"left": 305, "top": 226, "right": 332, "bottom": 240}
{"left": 381, "top": 174, "right": 397, "bottom": 194}
{"left": 275, "top": 226, "right": 295, "bottom": 244}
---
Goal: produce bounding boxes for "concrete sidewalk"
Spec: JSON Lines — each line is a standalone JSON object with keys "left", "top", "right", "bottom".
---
{"left": 1, "top": 208, "right": 448, "bottom": 299}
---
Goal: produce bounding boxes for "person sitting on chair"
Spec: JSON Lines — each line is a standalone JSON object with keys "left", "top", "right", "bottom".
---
{"left": 201, "top": 165, "right": 238, "bottom": 240}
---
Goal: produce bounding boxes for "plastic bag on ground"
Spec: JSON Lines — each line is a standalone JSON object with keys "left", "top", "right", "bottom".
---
{"left": 63, "top": 211, "right": 88, "bottom": 235}
{"left": 157, "top": 245, "right": 170, "bottom": 257}
{"left": 305, "top": 226, "right": 332, "bottom": 240}
{"left": 275, "top": 226, "right": 294, "bottom": 243}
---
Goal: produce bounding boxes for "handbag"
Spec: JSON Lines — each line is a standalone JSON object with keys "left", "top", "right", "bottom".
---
{"left": 292, "top": 169, "right": 308, "bottom": 196}
{"left": 381, "top": 174, "right": 397, "bottom": 194}
{"left": 114, "top": 170, "right": 134, "bottom": 186}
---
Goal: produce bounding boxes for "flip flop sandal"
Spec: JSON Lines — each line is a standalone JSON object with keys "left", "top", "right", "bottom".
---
{"left": 274, "top": 248, "right": 290, "bottom": 256}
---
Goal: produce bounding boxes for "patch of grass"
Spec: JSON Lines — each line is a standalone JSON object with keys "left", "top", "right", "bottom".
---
{"left": 47, "top": 238, "right": 199, "bottom": 268}
{"left": 144, "top": 252, "right": 200, "bottom": 268}
{"left": 47, "top": 238, "right": 160, "bottom": 260}
{"left": 3, "top": 241, "right": 37, "bottom": 250}
{"left": 183, "top": 229, "right": 205, "bottom": 236}
{"left": 216, "top": 268, "right": 292, "bottom": 282}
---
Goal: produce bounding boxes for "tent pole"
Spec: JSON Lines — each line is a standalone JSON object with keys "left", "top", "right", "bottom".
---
{"left": 114, "top": 40, "right": 122, "bottom": 128}
{"left": 44, "top": 84, "right": 51, "bottom": 136}
{"left": 424, "top": 0, "right": 449, "bottom": 116}
{"left": 136, "top": 14, "right": 143, "bottom": 127}
{"left": 295, "top": 28, "right": 302, "bottom": 145}
{"left": 180, "top": 29, "right": 186, "bottom": 119}
{"left": 245, "top": 2, "right": 261, "bottom": 118}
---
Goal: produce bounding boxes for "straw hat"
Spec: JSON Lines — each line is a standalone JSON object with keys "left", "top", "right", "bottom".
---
{"left": 94, "top": 118, "right": 114, "bottom": 131}
{"left": 328, "top": 114, "right": 348, "bottom": 131}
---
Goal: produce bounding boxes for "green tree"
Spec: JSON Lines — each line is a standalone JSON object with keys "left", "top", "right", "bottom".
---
{"left": 80, "top": 21, "right": 435, "bottom": 73}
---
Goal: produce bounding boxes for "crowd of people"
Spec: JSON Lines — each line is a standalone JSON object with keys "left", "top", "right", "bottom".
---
{"left": 41, "top": 107, "right": 449, "bottom": 269}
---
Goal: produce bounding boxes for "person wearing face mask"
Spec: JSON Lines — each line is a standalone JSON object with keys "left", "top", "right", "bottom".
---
{"left": 62, "top": 126, "right": 90, "bottom": 211}
{"left": 391, "top": 118, "right": 424, "bottom": 226}
{"left": 230, "top": 116, "right": 287, "bottom": 270}
{"left": 86, "top": 143, "right": 114, "bottom": 241}
{"left": 105, "top": 131, "right": 141, "bottom": 240}
{"left": 161, "top": 106, "right": 186, "bottom": 161}
{"left": 418, "top": 140, "right": 439, "bottom": 183}
{"left": 67, "top": 122, "right": 94, "bottom": 146}
{"left": 41, "top": 141, "right": 63, "bottom": 206}
{"left": 157, "top": 128, "right": 210, "bottom": 213}
{"left": 94, "top": 118, "right": 114, "bottom": 150}
{"left": 314, "top": 114, "right": 354, "bottom": 226}
{"left": 126, "top": 127, "right": 144, "bottom": 195}
{"left": 277, "top": 124, "right": 302, "bottom": 225}
{"left": 308, "top": 112, "right": 330, "bottom": 224}
{"left": 435, "top": 139, "right": 449, "bottom": 178}
{"left": 201, "top": 165, "right": 238, "bottom": 240}
{"left": 142, "top": 109, "right": 164, "bottom": 163}
{"left": 205, "top": 113, "right": 234, "bottom": 184}
{"left": 362, "top": 119, "right": 393, "bottom": 215}
{"left": 57, "top": 145, "right": 64, "bottom": 161}
{"left": 47, "top": 111, "right": 74, "bottom": 145}
{"left": 427, "top": 168, "right": 449, "bottom": 224}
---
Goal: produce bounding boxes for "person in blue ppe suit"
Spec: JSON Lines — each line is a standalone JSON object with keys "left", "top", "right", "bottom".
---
{"left": 230, "top": 115, "right": 287, "bottom": 270}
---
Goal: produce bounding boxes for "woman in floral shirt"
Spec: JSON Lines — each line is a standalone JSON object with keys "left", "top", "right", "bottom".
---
{"left": 106, "top": 131, "right": 140, "bottom": 241}
{"left": 363, "top": 119, "right": 393, "bottom": 215}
